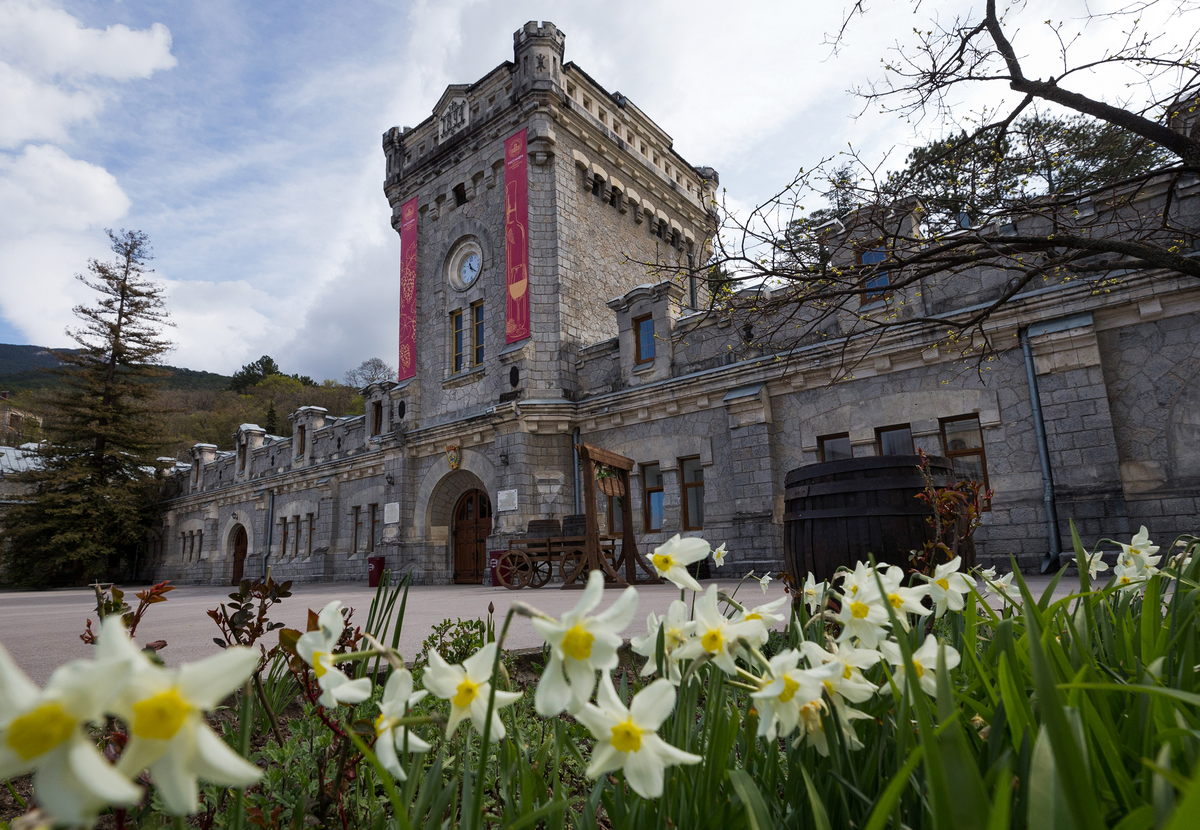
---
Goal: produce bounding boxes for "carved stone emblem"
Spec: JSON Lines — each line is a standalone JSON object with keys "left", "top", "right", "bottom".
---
{"left": 446, "top": 445, "right": 461, "bottom": 470}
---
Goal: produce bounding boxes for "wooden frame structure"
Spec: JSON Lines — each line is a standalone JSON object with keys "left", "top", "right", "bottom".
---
{"left": 494, "top": 443, "right": 661, "bottom": 589}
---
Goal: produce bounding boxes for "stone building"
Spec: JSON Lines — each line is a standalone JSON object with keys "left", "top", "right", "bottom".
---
{"left": 151, "top": 21, "right": 1200, "bottom": 586}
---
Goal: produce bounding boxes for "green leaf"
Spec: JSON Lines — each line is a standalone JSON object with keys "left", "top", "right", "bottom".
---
{"left": 863, "top": 745, "right": 925, "bottom": 830}
{"left": 798, "top": 764, "right": 832, "bottom": 830}
{"left": 728, "top": 769, "right": 774, "bottom": 830}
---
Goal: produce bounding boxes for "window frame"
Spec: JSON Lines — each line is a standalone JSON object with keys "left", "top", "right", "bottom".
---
{"left": 296, "top": 424, "right": 306, "bottom": 457}
{"left": 875, "top": 424, "right": 914, "bottom": 456}
{"left": 818, "top": 432, "right": 853, "bottom": 463}
{"left": 679, "top": 456, "right": 704, "bottom": 531}
{"left": 471, "top": 301, "right": 484, "bottom": 366}
{"left": 858, "top": 246, "right": 892, "bottom": 305}
{"left": 633, "top": 314, "right": 655, "bottom": 365}
{"left": 940, "top": 414, "right": 992, "bottom": 509}
{"left": 306, "top": 512, "right": 315, "bottom": 557}
{"left": 451, "top": 309, "right": 465, "bottom": 372}
{"left": 280, "top": 518, "right": 290, "bottom": 559}
{"left": 641, "top": 462, "right": 664, "bottom": 533}
{"left": 372, "top": 401, "right": 383, "bottom": 436}
{"left": 352, "top": 506, "right": 362, "bottom": 553}
{"left": 369, "top": 504, "right": 380, "bottom": 553}
{"left": 292, "top": 516, "right": 300, "bottom": 558}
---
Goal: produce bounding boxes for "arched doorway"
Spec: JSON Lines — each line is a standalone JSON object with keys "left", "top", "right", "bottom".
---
{"left": 231, "top": 525, "right": 248, "bottom": 585}
{"left": 453, "top": 490, "right": 492, "bottom": 584}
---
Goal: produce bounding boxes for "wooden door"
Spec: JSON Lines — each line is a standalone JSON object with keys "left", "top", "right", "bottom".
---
{"left": 231, "top": 525, "right": 247, "bottom": 585}
{"left": 453, "top": 490, "right": 492, "bottom": 583}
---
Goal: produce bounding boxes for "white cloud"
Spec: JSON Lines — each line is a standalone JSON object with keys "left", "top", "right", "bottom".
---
{"left": 0, "top": 144, "right": 129, "bottom": 235}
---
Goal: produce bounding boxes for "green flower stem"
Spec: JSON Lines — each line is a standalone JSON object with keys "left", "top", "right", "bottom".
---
{"left": 345, "top": 727, "right": 415, "bottom": 830}
{"left": 230, "top": 679, "right": 254, "bottom": 830}
{"left": 5, "top": 778, "right": 26, "bottom": 810}
{"left": 470, "top": 607, "right": 517, "bottom": 830}
{"left": 174, "top": 815, "right": 187, "bottom": 830}
{"left": 332, "top": 648, "right": 389, "bottom": 664}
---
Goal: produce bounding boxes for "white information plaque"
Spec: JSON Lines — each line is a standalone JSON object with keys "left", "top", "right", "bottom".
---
{"left": 496, "top": 488, "right": 518, "bottom": 512}
{"left": 384, "top": 502, "right": 401, "bottom": 524}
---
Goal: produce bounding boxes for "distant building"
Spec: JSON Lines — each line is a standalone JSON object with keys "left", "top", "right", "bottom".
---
{"left": 0, "top": 395, "right": 41, "bottom": 447}
{"left": 151, "top": 21, "right": 1200, "bottom": 586}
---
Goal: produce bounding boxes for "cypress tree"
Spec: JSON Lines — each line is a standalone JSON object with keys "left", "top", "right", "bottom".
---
{"left": 1, "top": 230, "right": 173, "bottom": 586}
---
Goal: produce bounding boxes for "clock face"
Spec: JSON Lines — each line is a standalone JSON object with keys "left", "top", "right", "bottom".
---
{"left": 460, "top": 253, "right": 481, "bottom": 285}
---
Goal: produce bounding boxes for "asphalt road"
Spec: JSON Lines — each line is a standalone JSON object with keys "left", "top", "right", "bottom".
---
{"left": 0, "top": 577, "right": 791, "bottom": 685}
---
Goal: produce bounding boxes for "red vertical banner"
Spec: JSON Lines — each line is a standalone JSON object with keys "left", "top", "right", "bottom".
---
{"left": 397, "top": 196, "right": 419, "bottom": 381}
{"left": 503, "top": 129, "right": 530, "bottom": 343}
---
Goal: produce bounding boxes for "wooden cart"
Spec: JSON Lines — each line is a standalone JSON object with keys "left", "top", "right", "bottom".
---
{"left": 494, "top": 443, "right": 661, "bottom": 590}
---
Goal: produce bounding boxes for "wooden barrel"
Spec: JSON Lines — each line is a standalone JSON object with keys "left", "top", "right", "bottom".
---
{"left": 527, "top": 518, "right": 561, "bottom": 537}
{"left": 784, "top": 455, "right": 974, "bottom": 581}
{"left": 561, "top": 514, "right": 587, "bottom": 537}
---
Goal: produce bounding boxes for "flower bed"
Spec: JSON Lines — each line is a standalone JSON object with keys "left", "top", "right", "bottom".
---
{"left": 2, "top": 525, "right": 1199, "bottom": 829}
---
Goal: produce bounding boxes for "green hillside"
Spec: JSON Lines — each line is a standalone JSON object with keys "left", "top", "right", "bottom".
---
{"left": 0, "top": 343, "right": 233, "bottom": 394}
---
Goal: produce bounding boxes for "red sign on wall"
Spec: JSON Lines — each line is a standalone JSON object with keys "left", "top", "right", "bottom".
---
{"left": 398, "top": 196, "right": 419, "bottom": 380}
{"left": 503, "top": 129, "right": 530, "bottom": 343}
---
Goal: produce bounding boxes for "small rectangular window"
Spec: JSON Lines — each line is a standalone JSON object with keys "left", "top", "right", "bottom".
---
{"left": 352, "top": 506, "right": 362, "bottom": 552}
{"left": 369, "top": 504, "right": 379, "bottom": 552}
{"left": 819, "top": 433, "right": 853, "bottom": 462}
{"left": 876, "top": 424, "right": 914, "bottom": 456}
{"left": 860, "top": 247, "right": 891, "bottom": 303}
{"left": 296, "top": 424, "right": 306, "bottom": 457}
{"left": 642, "top": 463, "right": 663, "bottom": 532}
{"left": 453, "top": 183, "right": 467, "bottom": 207}
{"left": 941, "top": 415, "right": 991, "bottom": 507}
{"left": 372, "top": 401, "right": 383, "bottom": 436}
{"left": 451, "top": 309, "right": 464, "bottom": 372}
{"left": 292, "top": 516, "right": 300, "bottom": 558}
{"left": 280, "top": 518, "right": 290, "bottom": 559}
{"left": 472, "top": 301, "right": 484, "bottom": 365}
{"left": 633, "top": 315, "right": 655, "bottom": 364}
{"left": 607, "top": 495, "right": 624, "bottom": 534}
{"left": 680, "top": 457, "right": 704, "bottom": 530}
{"left": 306, "top": 513, "right": 315, "bottom": 556}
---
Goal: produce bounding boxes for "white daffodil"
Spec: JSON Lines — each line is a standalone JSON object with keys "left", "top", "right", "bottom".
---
{"left": 838, "top": 561, "right": 877, "bottom": 600}
{"left": 799, "top": 640, "right": 881, "bottom": 705}
{"left": 1074, "top": 549, "right": 1110, "bottom": 581}
{"left": 532, "top": 570, "right": 638, "bottom": 716}
{"left": 1119, "top": 526, "right": 1161, "bottom": 571}
{"left": 874, "top": 565, "right": 930, "bottom": 630}
{"left": 758, "top": 573, "right": 773, "bottom": 594}
{"left": 924, "top": 557, "right": 975, "bottom": 617}
{"left": 423, "top": 643, "right": 520, "bottom": 740}
{"left": 674, "top": 584, "right": 757, "bottom": 675}
{"left": 650, "top": 534, "right": 709, "bottom": 591}
{"left": 712, "top": 543, "right": 728, "bottom": 568}
{"left": 799, "top": 699, "right": 872, "bottom": 756}
{"left": 733, "top": 596, "right": 789, "bottom": 648}
{"left": 750, "top": 649, "right": 834, "bottom": 741}
{"left": 879, "top": 637, "right": 960, "bottom": 697}
{"left": 1114, "top": 559, "right": 1148, "bottom": 592}
{"left": 631, "top": 600, "right": 689, "bottom": 683}
{"left": 575, "top": 676, "right": 700, "bottom": 799}
{"left": 834, "top": 587, "right": 891, "bottom": 649}
{"left": 374, "top": 669, "right": 430, "bottom": 781}
{"left": 97, "top": 620, "right": 262, "bottom": 817}
{"left": 296, "top": 601, "right": 373, "bottom": 709}
{"left": 0, "top": 623, "right": 142, "bottom": 828}
{"left": 799, "top": 573, "right": 830, "bottom": 614}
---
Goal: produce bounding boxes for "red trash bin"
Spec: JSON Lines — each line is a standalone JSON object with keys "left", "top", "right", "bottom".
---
{"left": 368, "top": 556, "right": 386, "bottom": 587}
{"left": 489, "top": 550, "right": 507, "bottom": 587}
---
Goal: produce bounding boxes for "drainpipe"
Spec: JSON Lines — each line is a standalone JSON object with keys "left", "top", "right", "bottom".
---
{"left": 573, "top": 427, "right": 582, "bottom": 515}
{"left": 262, "top": 490, "right": 276, "bottom": 579}
{"left": 1019, "top": 326, "right": 1062, "bottom": 574}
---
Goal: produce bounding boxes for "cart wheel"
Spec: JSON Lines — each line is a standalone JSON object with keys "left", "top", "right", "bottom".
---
{"left": 498, "top": 551, "right": 531, "bottom": 589}
{"left": 527, "top": 557, "right": 553, "bottom": 588}
{"left": 559, "top": 548, "right": 586, "bottom": 583}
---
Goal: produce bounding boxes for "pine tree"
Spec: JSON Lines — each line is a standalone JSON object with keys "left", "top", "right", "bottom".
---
{"left": 0, "top": 230, "right": 174, "bottom": 586}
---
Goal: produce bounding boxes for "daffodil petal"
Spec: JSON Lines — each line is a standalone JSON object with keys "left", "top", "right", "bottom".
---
{"left": 295, "top": 630, "right": 326, "bottom": 667}
{"left": 65, "top": 736, "right": 141, "bottom": 806}
{"left": 149, "top": 744, "right": 200, "bottom": 816}
{"left": 0, "top": 640, "right": 39, "bottom": 713}
{"left": 534, "top": 654, "right": 572, "bottom": 717}
{"left": 641, "top": 734, "right": 701, "bottom": 767}
{"left": 629, "top": 679, "right": 676, "bottom": 732}
{"left": 33, "top": 749, "right": 101, "bottom": 827}
{"left": 179, "top": 647, "right": 260, "bottom": 710}
{"left": 193, "top": 723, "right": 261, "bottom": 787}
{"left": 376, "top": 727, "right": 405, "bottom": 779}
{"left": 463, "top": 643, "right": 498, "bottom": 683}
{"left": 333, "top": 676, "right": 372, "bottom": 705}
{"left": 585, "top": 742, "right": 623, "bottom": 778}
{"left": 115, "top": 735, "right": 168, "bottom": 778}
{"left": 593, "top": 585, "right": 639, "bottom": 631}
{"left": 421, "top": 650, "right": 462, "bottom": 699}
{"left": 624, "top": 746, "right": 665, "bottom": 799}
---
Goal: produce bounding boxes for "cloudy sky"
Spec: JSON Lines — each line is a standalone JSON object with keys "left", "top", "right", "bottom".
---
{"left": 0, "top": 0, "right": 1189, "bottom": 379}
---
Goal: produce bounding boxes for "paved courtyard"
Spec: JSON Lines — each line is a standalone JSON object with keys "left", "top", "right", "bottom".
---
{"left": 0, "top": 578, "right": 787, "bottom": 685}
{"left": 0, "top": 574, "right": 1069, "bottom": 685}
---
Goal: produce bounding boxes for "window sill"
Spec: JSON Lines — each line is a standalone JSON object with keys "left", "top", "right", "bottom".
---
{"left": 633, "top": 362, "right": 656, "bottom": 375}
{"left": 858, "top": 298, "right": 891, "bottom": 313}
{"left": 443, "top": 366, "right": 485, "bottom": 389}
